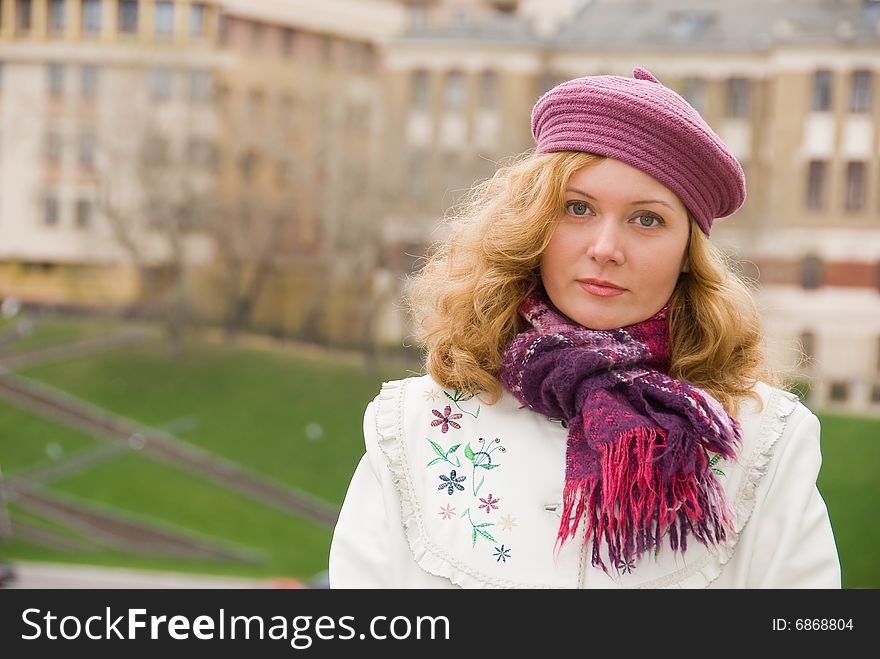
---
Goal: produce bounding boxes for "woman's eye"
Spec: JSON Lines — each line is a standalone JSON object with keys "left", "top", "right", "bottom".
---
{"left": 635, "top": 214, "right": 663, "bottom": 227}
{"left": 566, "top": 201, "right": 591, "bottom": 216}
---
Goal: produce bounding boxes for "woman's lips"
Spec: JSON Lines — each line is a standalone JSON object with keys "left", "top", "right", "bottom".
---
{"left": 578, "top": 281, "right": 626, "bottom": 297}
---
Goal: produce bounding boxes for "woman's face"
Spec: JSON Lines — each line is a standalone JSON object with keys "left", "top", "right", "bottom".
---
{"left": 539, "top": 157, "right": 691, "bottom": 330}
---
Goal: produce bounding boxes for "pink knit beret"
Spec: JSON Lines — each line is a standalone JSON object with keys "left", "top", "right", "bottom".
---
{"left": 531, "top": 67, "right": 746, "bottom": 236}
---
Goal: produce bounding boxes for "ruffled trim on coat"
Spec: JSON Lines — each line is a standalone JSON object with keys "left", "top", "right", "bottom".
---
{"left": 374, "top": 378, "right": 543, "bottom": 588}
{"left": 374, "top": 377, "right": 801, "bottom": 589}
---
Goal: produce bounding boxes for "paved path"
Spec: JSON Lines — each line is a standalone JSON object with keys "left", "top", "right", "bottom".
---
{"left": 0, "top": 329, "right": 156, "bottom": 370}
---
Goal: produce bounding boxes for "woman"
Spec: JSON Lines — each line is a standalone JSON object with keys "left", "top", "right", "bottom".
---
{"left": 328, "top": 67, "right": 841, "bottom": 588}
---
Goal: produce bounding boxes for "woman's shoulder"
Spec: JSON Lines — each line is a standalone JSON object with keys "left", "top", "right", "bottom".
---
{"left": 736, "top": 379, "right": 814, "bottom": 444}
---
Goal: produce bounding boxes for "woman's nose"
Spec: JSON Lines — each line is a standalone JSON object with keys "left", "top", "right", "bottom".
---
{"left": 586, "top": 219, "right": 625, "bottom": 265}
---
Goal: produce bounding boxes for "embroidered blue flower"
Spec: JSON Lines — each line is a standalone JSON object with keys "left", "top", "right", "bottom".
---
{"left": 493, "top": 545, "right": 511, "bottom": 563}
{"left": 438, "top": 469, "right": 466, "bottom": 495}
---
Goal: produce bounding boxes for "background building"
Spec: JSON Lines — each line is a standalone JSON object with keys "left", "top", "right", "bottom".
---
{"left": 1, "top": 0, "right": 878, "bottom": 413}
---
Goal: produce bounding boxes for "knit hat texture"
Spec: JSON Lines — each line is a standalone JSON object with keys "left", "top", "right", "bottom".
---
{"left": 531, "top": 67, "right": 746, "bottom": 235}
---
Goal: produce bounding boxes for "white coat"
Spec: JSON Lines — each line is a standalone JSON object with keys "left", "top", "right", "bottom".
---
{"left": 329, "top": 374, "right": 841, "bottom": 588}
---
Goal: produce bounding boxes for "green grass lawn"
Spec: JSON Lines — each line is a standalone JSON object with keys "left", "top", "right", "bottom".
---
{"left": 816, "top": 413, "right": 880, "bottom": 589}
{"left": 18, "top": 338, "right": 415, "bottom": 505}
{"left": 0, "top": 399, "right": 101, "bottom": 475}
{"left": 0, "top": 450, "right": 334, "bottom": 580}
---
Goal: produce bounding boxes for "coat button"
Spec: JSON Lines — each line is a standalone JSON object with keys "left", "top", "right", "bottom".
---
{"left": 547, "top": 416, "right": 568, "bottom": 429}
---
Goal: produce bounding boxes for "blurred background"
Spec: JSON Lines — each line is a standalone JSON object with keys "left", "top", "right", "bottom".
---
{"left": 0, "top": 0, "right": 877, "bottom": 589}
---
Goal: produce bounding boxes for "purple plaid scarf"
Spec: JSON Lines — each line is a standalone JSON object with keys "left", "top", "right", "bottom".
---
{"left": 499, "top": 286, "right": 741, "bottom": 573}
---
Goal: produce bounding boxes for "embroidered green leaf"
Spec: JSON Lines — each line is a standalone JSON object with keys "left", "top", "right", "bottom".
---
{"left": 478, "top": 463, "right": 500, "bottom": 470}
{"left": 474, "top": 475, "right": 485, "bottom": 496}
{"left": 446, "top": 444, "right": 461, "bottom": 456}
{"left": 474, "top": 522, "right": 493, "bottom": 528}
{"left": 712, "top": 467, "right": 726, "bottom": 477}
{"left": 425, "top": 457, "right": 445, "bottom": 467}
{"left": 708, "top": 453, "right": 722, "bottom": 467}
{"left": 472, "top": 528, "right": 478, "bottom": 546}
{"left": 429, "top": 440, "right": 446, "bottom": 458}
{"left": 475, "top": 528, "right": 496, "bottom": 543}
{"left": 464, "top": 443, "right": 475, "bottom": 462}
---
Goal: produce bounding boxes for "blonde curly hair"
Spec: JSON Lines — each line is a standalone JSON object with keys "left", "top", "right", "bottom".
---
{"left": 404, "top": 150, "right": 785, "bottom": 418}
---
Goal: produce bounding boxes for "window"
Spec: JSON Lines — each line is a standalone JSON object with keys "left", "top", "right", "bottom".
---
{"left": 79, "top": 132, "right": 95, "bottom": 169}
{"left": 239, "top": 150, "right": 259, "bottom": 180}
{"left": 408, "top": 6, "right": 427, "bottom": 32}
{"left": 281, "top": 27, "right": 295, "bottom": 56}
{"left": 44, "top": 195, "right": 59, "bottom": 226}
{"left": 411, "top": 70, "right": 429, "bottom": 111}
{"left": 250, "top": 22, "right": 263, "bottom": 52}
{"left": 150, "top": 68, "right": 172, "bottom": 100}
{"left": 48, "top": 63, "right": 65, "bottom": 99}
{"left": 247, "top": 89, "right": 263, "bottom": 119}
{"left": 806, "top": 160, "right": 826, "bottom": 210}
{"left": 445, "top": 70, "right": 465, "bottom": 111}
{"left": 845, "top": 161, "right": 865, "bottom": 211}
{"left": 155, "top": 1, "right": 174, "bottom": 36}
{"left": 812, "top": 70, "right": 833, "bottom": 112}
{"left": 118, "top": 0, "right": 138, "bottom": 34}
{"left": 82, "top": 0, "right": 101, "bottom": 33}
{"left": 50, "top": 0, "right": 66, "bottom": 31}
{"left": 17, "top": 0, "right": 32, "bottom": 31}
{"left": 828, "top": 381, "right": 849, "bottom": 403}
{"left": 871, "top": 383, "right": 880, "bottom": 404}
{"left": 46, "top": 130, "right": 62, "bottom": 163}
{"left": 850, "top": 70, "right": 872, "bottom": 113}
{"left": 188, "top": 71, "right": 212, "bottom": 102}
{"left": 877, "top": 336, "right": 880, "bottom": 372}
{"left": 725, "top": 77, "right": 750, "bottom": 118}
{"left": 187, "top": 139, "right": 217, "bottom": 169}
{"left": 801, "top": 254, "right": 823, "bottom": 290}
{"left": 480, "top": 71, "right": 498, "bottom": 109}
{"left": 321, "top": 36, "right": 333, "bottom": 64}
{"left": 190, "top": 3, "right": 205, "bottom": 36}
{"left": 75, "top": 199, "right": 92, "bottom": 228}
{"left": 81, "top": 64, "right": 98, "bottom": 100}
{"left": 682, "top": 77, "right": 707, "bottom": 114}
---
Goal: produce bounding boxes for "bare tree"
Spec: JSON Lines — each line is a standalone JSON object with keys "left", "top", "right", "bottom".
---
{"left": 96, "top": 123, "right": 213, "bottom": 359}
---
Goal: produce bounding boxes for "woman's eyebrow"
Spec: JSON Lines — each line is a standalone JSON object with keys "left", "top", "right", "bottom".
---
{"left": 564, "top": 187, "right": 676, "bottom": 210}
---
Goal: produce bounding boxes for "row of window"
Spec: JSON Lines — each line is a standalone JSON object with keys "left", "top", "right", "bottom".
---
{"left": 217, "top": 16, "right": 375, "bottom": 73}
{"left": 825, "top": 380, "right": 880, "bottom": 404}
{"left": 43, "top": 195, "right": 93, "bottom": 228}
{"left": 807, "top": 160, "right": 871, "bottom": 212}
{"left": 811, "top": 69, "right": 872, "bottom": 113}
{"left": 1, "top": 0, "right": 207, "bottom": 37}
{"left": 45, "top": 129, "right": 96, "bottom": 168}
{"left": 38, "top": 63, "right": 213, "bottom": 102}
{"left": 410, "top": 69, "right": 874, "bottom": 117}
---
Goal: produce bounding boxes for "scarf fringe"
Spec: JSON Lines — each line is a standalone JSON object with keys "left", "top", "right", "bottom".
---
{"left": 554, "top": 426, "right": 735, "bottom": 574}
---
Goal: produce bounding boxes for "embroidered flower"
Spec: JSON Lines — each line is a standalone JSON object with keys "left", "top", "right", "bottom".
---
{"left": 493, "top": 545, "right": 511, "bottom": 563}
{"left": 431, "top": 405, "right": 463, "bottom": 433}
{"left": 423, "top": 388, "right": 440, "bottom": 402}
{"left": 438, "top": 504, "right": 456, "bottom": 520}
{"left": 617, "top": 559, "right": 636, "bottom": 574}
{"left": 438, "top": 469, "right": 466, "bottom": 495}
{"left": 478, "top": 493, "right": 500, "bottom": 514}
{"left": 499, "top": 514, "right": 517, "bottom": 531}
